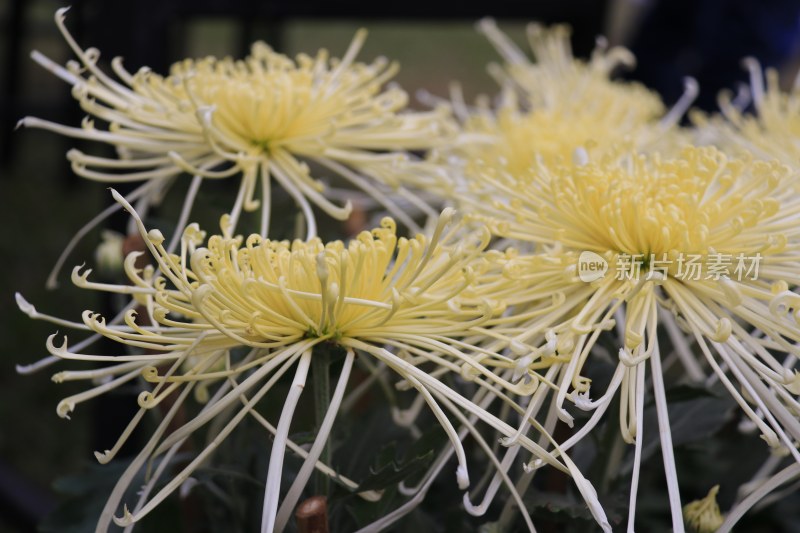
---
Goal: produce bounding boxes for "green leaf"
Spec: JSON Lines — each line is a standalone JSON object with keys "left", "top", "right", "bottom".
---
{"left": 658, "top": 384, "right": 735, "bottom": 447}
{"left": 524, "top": 488, "right": 596, "bottom": 521}
{"left": 40, "top": 456, "right": 186, "bottom": 533}
{"left": 354, "top": 441, "right": 435, "bottom": 493}
{"left": 664, "top": 383, "right": 724, "bottom": 403}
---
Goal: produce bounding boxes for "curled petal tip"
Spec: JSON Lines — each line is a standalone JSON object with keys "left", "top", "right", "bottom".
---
{"left": 46, "top": 333, "right": 69, "bottom": 355}
{"left": 476, "top": 17, "right": 497, "bottom": 32}
{"left": 785, "top": 371, "right": 800, "bottom": 395}
{"left": 498, "top": 435, "right": 517, "bottom": 448}
{"left": 15, "top": 292, "right": 36, "bottom": 317}
{"left": 180, "top": 478, "right": 199, "bottom": 499}
{"left": 512, "top": 355, "right": 532, "bottom": 382}
{"left": 740, "top": 56, "right": 760, "bottom": 70}
{"left": 340, "top": 199, "right": 354, "bottom": 218}
{"left": 112, "top": 505, "right": 135, "bottom": 527}
{"left": 557, "top": 408, "right": 575, "bottom": 428}
{"left": 94, "top": 450, "right": 113, "bottom": 464}
{"left": 683, "top": 76, "right": 699, "bottom": 96}
{"left": 56, "top": 400, "right": 75, "bottom": 419}
{"left": 523, "top": 458, "right": 544, "bottom": 473}
{"left": 759, "top": 430, "right": 780, "bottom": 449}
{"left": 439, "top": 207, "right": 457, "bottom": 225}
{"left": 456, "top": 465, "right": 470, "bottom": 490}
{"left": 147, "top": 229, "right": 165, "bottom": 246}
{"left": 710, "top": 318, "right": 732, "bottom": 342}
{"left": 55, "top": 6, "right": 71, "bottom": 21}
{"left": 71, "top": 263, "right": 92, "bottom": 286}
{"left": 575, "top": 392, "right": 595, "bottom": 411}
{"left": 108, "top": 187, "right": 126, "bottom": 204}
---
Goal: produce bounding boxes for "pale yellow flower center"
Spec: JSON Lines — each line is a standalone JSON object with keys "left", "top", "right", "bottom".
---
{"left": 186, "top": 63, "right": 330, "bottom": 150}
{"left": 162, "top": 214, "right": 492, "bottom": 344}
{"left": 468, "top": 101, "right": 657, "bottom": 176}
{"left": 133, "top": 37, "right": 404, "bottom": 155}
{"left": 510, "top": 148, "right": 786, "bottom": 258}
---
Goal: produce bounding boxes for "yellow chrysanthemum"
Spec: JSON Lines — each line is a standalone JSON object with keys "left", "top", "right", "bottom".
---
{"left": 18, "top": 191, "right": 609, "bottom": 532}
{"left": 477, "top": 19, "right": 663, "bottom": 112}
{"left": 491, "top": 147, "right": 788, "bottom": 258}
{"left": 24, "top": 8, "right": 454, "bottom": 288}
{"left": 467, "top": 146, "right": 800, "bottom": 532}
{"left": 695, "top": 59, "right": 800, "bottom": 171}
{"left": 441, "top": 20, "right": 695, "bottom": 207}
{"left": 456, "top": 90, "right": 663, "bottom": 177}
{"left": 447, "top": 94, "right": 695, "bottom": 214}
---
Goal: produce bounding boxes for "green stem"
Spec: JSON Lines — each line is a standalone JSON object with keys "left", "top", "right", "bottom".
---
{"left": 312, "top": 344, "right": 332, "bottom": 495}
{"left": 600, "top": 429, "right": 626, "bottom": 494}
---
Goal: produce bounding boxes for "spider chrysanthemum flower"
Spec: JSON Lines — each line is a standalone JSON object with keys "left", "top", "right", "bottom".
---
{"left": 24, "top": 8, "right": 454, "bottom": 288}
{"left": 440, "top": 19, "right": 696, "bottom": 205}
{"left": 18, "top": 191, "right": 607, "bottom": 532}
{"left": 454, "top": 88, "right": 664, "bottom": 178}
{"left": 467, "top": 146, "right": 800, "bottom": 532}
{"left": 694, "top": 59, "right": 800, "bottom": 174}
{"left": 476, "top": 19, "right": 668, "bottom": 113}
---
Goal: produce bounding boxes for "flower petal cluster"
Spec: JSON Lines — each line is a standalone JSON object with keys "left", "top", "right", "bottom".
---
{"left": 695, "top": 60, "right": 800, "bottom": 178}
{"left": 25, "top": 8, "right": 454, "bottom": 287}
{"left": 20, "top": 191, "right": 600, "bottom": 531}
{"left": 18, "top": 12, "right": 800, "bottom": 533}
{"left": 440, "top": 20, "right": 695, "bottom": 210}
{"left": 466, "top": 146, "right": 800, "bottom": 531}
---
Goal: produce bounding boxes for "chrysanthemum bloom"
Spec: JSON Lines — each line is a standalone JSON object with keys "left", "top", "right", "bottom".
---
{"left": 23, "top": 8, "right": 454, "bottom": 288}
{"left": 693, "top": 59, "right": 800, "bottom": 171}
{"left": 451, "top": 87, "right": 663, "bottom": 178}
{"left": 18, "top": 190, "right": 609, "bottom": 532}
{"left": 437, "top": 19, "right": 696, "bottom": 206}
{"left": 462, "top": 146, "right": 800, "bottom": 532}
{"left": 695, "top": 62, "right": 800, "bottom": 350}
{"left": 476, "top": 18, "right": 700, "bottom": 125}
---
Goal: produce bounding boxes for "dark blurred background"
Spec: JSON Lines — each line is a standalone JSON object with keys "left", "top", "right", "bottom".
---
{"left": 2, "top": 0, "right": 800, "bottom": 531}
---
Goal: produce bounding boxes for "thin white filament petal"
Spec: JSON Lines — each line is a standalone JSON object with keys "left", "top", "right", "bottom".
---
{"left": 261, "top": 350, "right": 313, "bottom": 533}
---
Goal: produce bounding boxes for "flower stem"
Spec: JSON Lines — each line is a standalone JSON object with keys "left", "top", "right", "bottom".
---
{"left": 312, "top": 344, "right": 335, "bottom": 495}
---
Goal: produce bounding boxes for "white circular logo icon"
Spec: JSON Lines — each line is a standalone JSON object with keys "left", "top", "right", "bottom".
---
{"left": 578, "top": 251, "right": 608, "bottom": 282}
